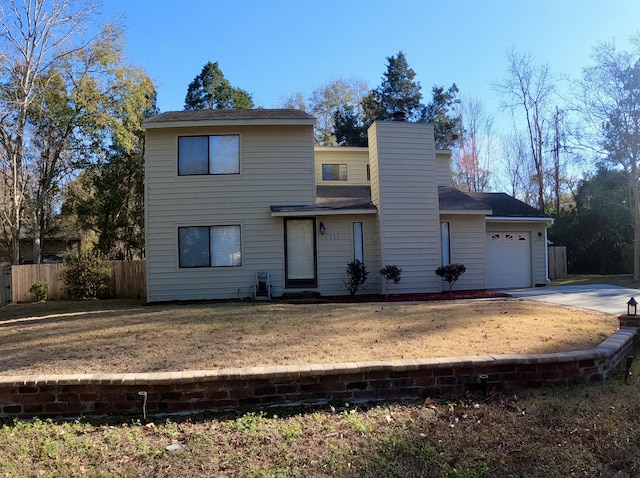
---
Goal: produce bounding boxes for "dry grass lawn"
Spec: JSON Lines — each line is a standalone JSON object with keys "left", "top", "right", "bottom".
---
{"left": 0, "top": 298, "right": 619, "bottom": 376}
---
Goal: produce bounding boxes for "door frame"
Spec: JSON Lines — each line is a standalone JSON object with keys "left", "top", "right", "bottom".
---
{"left": 284, "top": 217, "right": 318, "bottom": 288}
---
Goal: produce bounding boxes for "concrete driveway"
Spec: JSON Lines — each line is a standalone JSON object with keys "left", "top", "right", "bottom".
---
{"left": 505, "top": 284, "right": 640, "bottom": 316}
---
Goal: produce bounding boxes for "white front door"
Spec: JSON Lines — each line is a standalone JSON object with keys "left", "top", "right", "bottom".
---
{"left": 285, "top": 218, "right": 317, "bottom": 288}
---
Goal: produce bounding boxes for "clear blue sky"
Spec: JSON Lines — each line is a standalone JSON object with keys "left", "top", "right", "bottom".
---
{"left": 98, "top": 0, "right": 639, "bottom": 119}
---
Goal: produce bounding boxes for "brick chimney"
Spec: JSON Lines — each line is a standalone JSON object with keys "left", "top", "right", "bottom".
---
{"left": 391, "top": 111, "right": 407, "bottom": 122}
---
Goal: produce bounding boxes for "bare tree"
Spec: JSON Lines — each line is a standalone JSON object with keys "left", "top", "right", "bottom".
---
{"left": 495, "top": 49, "right": 555, "bottom": 212}
{"left": 453, "top": 96, "right": 496, "bottom": 192}
{"left": 498, "top": 131, "right": 536, "bottom": 202}
{"left": 576, "top": 35, "right": 640, "bottom": 279}
{"left": 548, "top": 106, "right": 570, "bottom": 215}
{"left": 0, "top": 0, "right": 101, "bottom": 263}
{"left": 279, "top": 78, "right": 369, "bottom": 146}
{"left": 0, "top": 0, "right": 96, "bottom": 263}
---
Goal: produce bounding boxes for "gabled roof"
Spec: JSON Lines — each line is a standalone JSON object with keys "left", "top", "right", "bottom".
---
{"left": 438, "top": 187, "right": 493, "bottom": 215}
{"left": 466, "top": 192, "right": 549, "bottom": 218}
{"left": 142, "top": 109, "right": 315, "bottom": 129}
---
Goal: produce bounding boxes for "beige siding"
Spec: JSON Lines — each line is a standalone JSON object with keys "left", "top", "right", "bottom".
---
{"left": 145, "top": 125, "right": 315, "bottom": 302}
{"left": 440, "top": 215, "right": 486, "bottom": 290}
{"left": 369, "top": 122, "right": 442, "bottom": 294}
{"left": 485, "top": 222, "right": 549, "bottom": 286}
{"left": 316, "top": 215, "right": 381, "bottom": 295}
{"left": 436, "top": 150, "right": 452, "bottom": 187}
{"left": 314, "top": 147, "right": 370, "bottom": 185}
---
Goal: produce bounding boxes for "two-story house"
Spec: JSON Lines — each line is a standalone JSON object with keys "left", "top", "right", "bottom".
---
{"left": 142, "top": 109, "right": 551, "bottom": 302}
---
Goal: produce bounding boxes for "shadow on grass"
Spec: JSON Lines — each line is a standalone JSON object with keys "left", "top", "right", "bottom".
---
{"left": 0, "top": 298, "right": 618, "bottom": 375}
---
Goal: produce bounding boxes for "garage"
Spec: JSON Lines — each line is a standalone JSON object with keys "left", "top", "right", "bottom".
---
{"left": 485, "top": 232, "right": 531, "bottom": 289}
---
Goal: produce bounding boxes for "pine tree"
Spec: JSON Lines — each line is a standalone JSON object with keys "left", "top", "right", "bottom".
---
{"left": 184, "top": 61, "right": 253, "bottom": 110}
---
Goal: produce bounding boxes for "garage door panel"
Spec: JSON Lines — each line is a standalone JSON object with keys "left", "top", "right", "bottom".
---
{"left": 486, "top": 232, "right": 531, "bottom": 288}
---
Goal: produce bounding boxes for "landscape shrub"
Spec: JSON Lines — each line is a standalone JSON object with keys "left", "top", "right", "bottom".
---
{"left": 379, "top": 265, "right": 402, "bottom": 297}
{"left": 345, "top": 260, "right": 368, "bottom": 295}
{"left": 435, "top": 263, "right": 466, "bottom": 293}
{"left": 29, "top": 280, "right": 49, "bottom": 302}
{"left": 59, "top": 251, "right": 112, "bottom": 300}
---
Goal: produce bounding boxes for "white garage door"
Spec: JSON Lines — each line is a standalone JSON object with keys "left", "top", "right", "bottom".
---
{"left": 485, "top": 232, "right": 531, "bottom": 289}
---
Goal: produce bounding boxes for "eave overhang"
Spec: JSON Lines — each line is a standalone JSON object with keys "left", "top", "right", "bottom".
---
{"left": 486, "top": 216, "right": 554, "bottom": 224}
{"left": 439, "top": 209, "right": 493, "bottom": 216}
{"left": 271, "top": 205, "right": 378, "bottom": 217}
{"left": 143, "top": 118, "right": 316, "bottom": 129}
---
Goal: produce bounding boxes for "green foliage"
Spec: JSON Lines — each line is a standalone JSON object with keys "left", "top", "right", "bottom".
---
{"left": 62, "top": 67, "right": 157, "bottom": 260}
{"left": 345, "top": 260, "right": 368, "bottom": 295}
{"left": 184, "top": 61, "right": 254, "bottom": 110}
{"left": 422, "top": 84, "right": 462, "bottom": 149}
{"left": 435, "top": 263, "right": 466, "bottom": 293}
{"left": 29, "top": 281, "right": 49, "bottom": 302}
{"left": 365, "top": 51, "right": 424, "bottom": 123}
{"left": 379, "top": 265, "right": 402, "bottom": 297}
{"left": 581, "top": 38, "right": 640, "bottom": 278}
{"left": 334, "top": 103, "right": 368, "bottom": 146}
{"left": 550, "top": 167, "right": 633, "bottom": 273}
{"left": 59, "top": 252, "right": 112, "bottom": 300}
{"left": 334, "top": 51, "right": 461, "bottom": 148}
{"left": 282, "top": 78, "right": 369, "bottom": 146}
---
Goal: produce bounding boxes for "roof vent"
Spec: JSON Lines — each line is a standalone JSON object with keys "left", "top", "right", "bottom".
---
{"left": 391, "top": 111, "right": 407, "bottom": 122}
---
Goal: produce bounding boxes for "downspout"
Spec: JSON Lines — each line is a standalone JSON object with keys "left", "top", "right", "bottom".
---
{"left": 545, "top": 227, "right": 550, "bottom": 283}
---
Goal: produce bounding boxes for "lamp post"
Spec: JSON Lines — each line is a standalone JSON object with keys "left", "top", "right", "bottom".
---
{"left": 628, "top": 297, "right": 637, "bottom": 316}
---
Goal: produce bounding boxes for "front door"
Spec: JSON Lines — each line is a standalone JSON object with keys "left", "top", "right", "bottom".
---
{"left": 284, "top": 218, "right": 317, "bottom": 288}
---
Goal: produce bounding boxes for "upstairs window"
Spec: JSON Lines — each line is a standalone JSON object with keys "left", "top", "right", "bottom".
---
{"left": 178, "top": 135, "right": 239, "bottom": 175}
{"left": 322, "top": 163, "right": 348, "bottom": 181}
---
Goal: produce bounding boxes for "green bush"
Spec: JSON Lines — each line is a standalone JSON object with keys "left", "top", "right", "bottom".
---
{"left": 345, "top": 260, "right": 368, "bottom": 295}
{"left": 379, "top": 265, "right": 402, "bottom": 297}
{"left": 59, "top": 252, "right": 112, "bottom": 300}
{"left": 29, "top": 280, "right": 49, "bottom": 302}
{"left": 435, "top": 263, "right": 466, "bottom": 294}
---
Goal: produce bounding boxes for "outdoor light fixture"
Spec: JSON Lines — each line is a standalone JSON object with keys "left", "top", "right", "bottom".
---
{"left": 319, "top": 222, "right": 326, "bottom": 235}
{"left": 628, "top": 297, "right": 638, "bottom": 316}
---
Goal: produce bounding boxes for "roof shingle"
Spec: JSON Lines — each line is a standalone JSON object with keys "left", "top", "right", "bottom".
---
{"left": 143, "top": 109, "right": 315, "bottom": 127}
{"left": 467, "top": 192, "right": 549, "bottom": 218}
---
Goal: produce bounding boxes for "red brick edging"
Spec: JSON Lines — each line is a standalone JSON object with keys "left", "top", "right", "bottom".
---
{"left": 1, "top": 328, "right": 637, "bottom": 420}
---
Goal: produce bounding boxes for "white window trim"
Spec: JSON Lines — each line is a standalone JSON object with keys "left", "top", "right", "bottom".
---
{"left": 178, "top": 224, "right": 242, "bottom": 268}
{"left": 178, "top": 134, "right": 240, "bottom": 176}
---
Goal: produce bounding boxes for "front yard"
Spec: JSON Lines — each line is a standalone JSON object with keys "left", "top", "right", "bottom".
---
{"left": 0, "top": 298, "right": 618, "bottom": 375}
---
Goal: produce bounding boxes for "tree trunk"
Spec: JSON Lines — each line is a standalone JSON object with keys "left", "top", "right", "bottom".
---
{"left": 632, "top": 172, "right": 640, "bottom": 282}
{"left": 32, "top": 208, "right": 42, "bottom": 264}
{"left": 634, "top": 204, "right": 640, "bottom": 282}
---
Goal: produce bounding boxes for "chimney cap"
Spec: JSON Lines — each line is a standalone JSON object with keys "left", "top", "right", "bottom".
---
{"left": 391, "top": 111, "right": 407, "bottom": 122}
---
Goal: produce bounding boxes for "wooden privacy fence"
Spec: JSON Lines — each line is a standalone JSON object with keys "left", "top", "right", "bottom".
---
{"left": 548, "top": 245, "right": 567, "bottom": 280}
{"left": 11, "top": 261, "right": 146, "bottom": 303}
{"left": 0, "top": 267, "right": 11, "bottom": 306}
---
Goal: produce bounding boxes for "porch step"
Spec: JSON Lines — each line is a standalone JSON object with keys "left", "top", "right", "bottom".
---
{"left": 281, "top": 290, "right": 326, "bottom": 304}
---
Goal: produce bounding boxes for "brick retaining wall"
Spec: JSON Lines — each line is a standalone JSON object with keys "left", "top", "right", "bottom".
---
{"left": 1, "top": 328, "right": 637, "bottom": 420}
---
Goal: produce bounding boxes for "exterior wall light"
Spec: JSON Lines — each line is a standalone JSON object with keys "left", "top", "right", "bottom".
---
{"left": 628, "top": 297, "right": 637, "bottom": 316}
{"left": 319, "top": 222, "right": 325, "bottom": 235}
